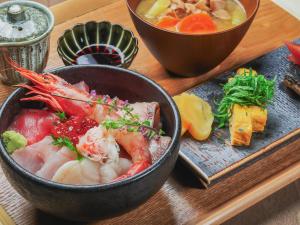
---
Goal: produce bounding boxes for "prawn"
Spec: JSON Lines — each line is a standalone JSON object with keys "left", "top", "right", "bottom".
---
{"left": 10, "top": 60, "right": 94, "bottom": 117}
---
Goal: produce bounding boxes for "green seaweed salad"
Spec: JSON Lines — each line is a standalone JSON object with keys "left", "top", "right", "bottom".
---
{"left": 215, "top": 69, "right": 276, "bottom": 128}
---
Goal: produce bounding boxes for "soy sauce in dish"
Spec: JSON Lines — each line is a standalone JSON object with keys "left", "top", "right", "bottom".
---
{"left": 75, "top": 44, "right": 124, "bottom": 66}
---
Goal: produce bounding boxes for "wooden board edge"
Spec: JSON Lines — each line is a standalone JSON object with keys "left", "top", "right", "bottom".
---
{"left": 179, "top": 128, "right": 300, "bottom": 185}
{"left": 178, "top": 151, "right": 210, "bottom": 183}
{"left": 209, "top": 128, "right": 300, "bottom": 180}
{"left": 50, "top": 0, "right": 120, "bottom": 25}
{"left": 197, "top": 161, "right": 300, "bottom": 225}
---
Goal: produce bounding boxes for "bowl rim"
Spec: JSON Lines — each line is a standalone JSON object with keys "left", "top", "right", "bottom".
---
{"left": 126, "top": 0, "right": 260, "bottom": 36}
{"left": 56, "top": 21, "right": 139, "bottom": 67}
{"left": 0, "top": 64, "right": 181, "bottom": 191}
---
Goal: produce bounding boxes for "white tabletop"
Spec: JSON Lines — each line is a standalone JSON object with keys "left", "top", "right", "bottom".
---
{"left": 272, "top": 0, "right": 300, "bottom": 20}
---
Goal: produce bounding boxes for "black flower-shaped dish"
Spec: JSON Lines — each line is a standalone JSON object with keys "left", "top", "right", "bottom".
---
{"left": 57, "top": 21, "right": 138, "bottom": 68}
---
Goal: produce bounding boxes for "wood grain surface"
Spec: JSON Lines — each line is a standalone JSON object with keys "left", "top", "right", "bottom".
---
{"left": 223, "top": 180, "right": 300, "bottom": 225}
{"left": 50, "top": 0, "right": 120, "bottom": 25}
{"left": 0, "top": 0, "right": 299, "bottom": 224}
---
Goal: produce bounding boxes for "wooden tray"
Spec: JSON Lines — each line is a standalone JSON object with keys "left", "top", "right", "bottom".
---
{"left": 179, "top": 42, "right": 300, "bottom": 186}
{"left": 0, "top": 1, "right": 299, "bottom": 224}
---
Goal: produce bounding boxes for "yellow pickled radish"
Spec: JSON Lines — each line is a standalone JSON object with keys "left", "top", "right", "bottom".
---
{"left": 173, "top": 93, "right": 214, "bottom": 141}
{"left": 173, "top": 95, "right": 189, "bottom": 136}
{"left": 145, "top": 0, "right": 171, "bottom": 19}
{"left": 182, "top": 93, "right": 214, "bottom": 141}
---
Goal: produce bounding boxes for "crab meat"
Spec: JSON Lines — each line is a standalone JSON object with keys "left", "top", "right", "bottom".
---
{"left": 76, "top": 126, "right": 120, "bottom": 163}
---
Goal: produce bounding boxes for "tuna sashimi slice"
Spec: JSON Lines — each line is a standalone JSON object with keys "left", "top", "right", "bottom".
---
{"left": 9, "top": 109, "right": 58, "bottom": 145}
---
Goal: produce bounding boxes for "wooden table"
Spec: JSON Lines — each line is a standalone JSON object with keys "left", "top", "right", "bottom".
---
{"left": 0, "top": 1, "right": 299, "bottom": 224}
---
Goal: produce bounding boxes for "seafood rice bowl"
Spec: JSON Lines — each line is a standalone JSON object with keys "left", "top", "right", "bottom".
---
{"left": 0, "top": 65, "right": 181, "bottom": 221}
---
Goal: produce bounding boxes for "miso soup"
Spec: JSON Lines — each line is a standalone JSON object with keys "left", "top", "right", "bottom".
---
{"left": 136, "top": 0, "right": 247, "bottom": 34}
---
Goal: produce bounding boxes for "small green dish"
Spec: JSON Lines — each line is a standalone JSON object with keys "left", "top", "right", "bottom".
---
{"left": 57, "top": 21, "right": 138, "bottom": 68}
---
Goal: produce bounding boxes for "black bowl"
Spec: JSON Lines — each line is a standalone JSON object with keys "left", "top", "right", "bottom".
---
{"left": 0, "top": 65, "right": 181, "bottom": 221}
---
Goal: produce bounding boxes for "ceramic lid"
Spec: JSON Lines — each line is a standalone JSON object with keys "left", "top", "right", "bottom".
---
{"left": 0, "top": 1, "right": 54, "bottom": 43}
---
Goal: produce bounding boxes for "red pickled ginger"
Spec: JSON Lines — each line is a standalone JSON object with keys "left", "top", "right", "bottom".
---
{"left": 286, "top": 41, "right": 300, "bottom": 65}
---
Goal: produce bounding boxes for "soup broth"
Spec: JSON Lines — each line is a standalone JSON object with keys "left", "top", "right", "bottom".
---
{"left": 136, "top": 0, "right": 247, "bottom": 33}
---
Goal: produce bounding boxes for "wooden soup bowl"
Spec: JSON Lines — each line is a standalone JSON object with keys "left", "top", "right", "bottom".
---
{"left": 126, "top": 0, "right": 260, "bottom": 76}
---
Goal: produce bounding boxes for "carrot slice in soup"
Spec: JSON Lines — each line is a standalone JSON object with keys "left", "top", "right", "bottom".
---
{"left": 157, "top": 16, "right": 179, "bottom": 29}
{"left": 177, "top": 13, "right": 217, "bottom": 34}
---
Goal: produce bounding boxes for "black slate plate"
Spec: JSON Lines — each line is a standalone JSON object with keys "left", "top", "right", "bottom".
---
{"left": 179, "top": 40, "right": 300, "bottom": 186}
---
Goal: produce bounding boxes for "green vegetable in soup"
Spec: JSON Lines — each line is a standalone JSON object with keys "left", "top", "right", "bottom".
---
{"left": 231, "top": 6, "right": 247, "bottom": 25}
{"left": 145, "top": 0, "right": 170, "bottom": 19}
{"left": 2, "top": 131, "right": 27, "bottom": 154}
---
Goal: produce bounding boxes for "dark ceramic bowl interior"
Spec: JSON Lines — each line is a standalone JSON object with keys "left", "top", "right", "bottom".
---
{"left": 57, "top": 21, "right": 139, "bottom": 69}
{"left": 126, "top": 0, "right": 260, "bottom": 76}
{"left": 0, "top": 65, "right": 180, "bottom": 221}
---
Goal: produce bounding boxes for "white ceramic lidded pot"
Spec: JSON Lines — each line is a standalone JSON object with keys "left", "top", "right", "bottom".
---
{"left": 0, "top": 1, "right": 54, "bottom": 85}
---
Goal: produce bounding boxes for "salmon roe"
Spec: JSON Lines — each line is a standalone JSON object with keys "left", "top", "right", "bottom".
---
{"left": 51, "top": 116, "right": 98, "bottom": 144}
